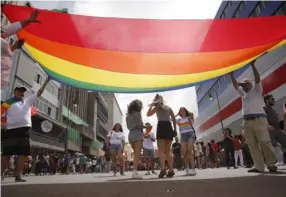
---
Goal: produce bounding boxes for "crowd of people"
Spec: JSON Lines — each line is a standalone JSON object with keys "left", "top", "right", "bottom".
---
{"left": 1, "top": 9, "right": 286, "bottom": 183}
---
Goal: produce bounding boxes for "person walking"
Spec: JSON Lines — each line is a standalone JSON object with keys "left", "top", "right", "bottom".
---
{"left": 126, "top": 99, "right": 150, "bottom": 179}
{"left": 172, "top": 137, "right": 182, "bottom": 171}
{"left": 106, "top": 123, "right": 125, "bottom": 176}
{"left": 1, "top": 77, "right": 50, "bottom": 182}
{"left": 223, "top": 128, "right": 237, "bottom": 169}
{"left": 230, "top": 58, "right": 276, "bottom": 173}
{"left": 176, "top": 107, "right": 196, "bottom": 175}
{"left": 147, "top": 94, "right": 177, "bottom": 178}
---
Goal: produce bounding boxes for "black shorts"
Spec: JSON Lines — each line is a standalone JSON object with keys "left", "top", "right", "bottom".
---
{"left": 2, "top": 127, "right": 31, "bottom": 156}
{"left": 156, "top": 121, "right": 174, "bottom": 141}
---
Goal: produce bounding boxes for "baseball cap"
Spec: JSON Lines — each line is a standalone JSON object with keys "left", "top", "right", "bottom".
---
{"left": 14, "top": 87, "right": 27, "bottom": 93}
{"left": 238, "top": 78, "right": 252, "bottom": 86}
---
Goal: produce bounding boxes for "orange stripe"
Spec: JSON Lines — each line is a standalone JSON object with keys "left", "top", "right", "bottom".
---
{"left": 18, "top": 31, "right": 277, "bottom": 75}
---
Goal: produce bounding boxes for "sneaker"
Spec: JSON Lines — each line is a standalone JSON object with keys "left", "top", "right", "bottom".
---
{"left": 166, "top": 170, "right": 175, "bottom": 178}
{"left": 145, "top": 171, "right": 151, "bottom": 175}
{"left": 247, "top": 168, "right": 263, "bottom": 173}
{"left": 158, "top": 169, "right": 167, "bottom": 178}
{"left": 189, "top": 169, "right": 196, "bottom": 176}
{"left": 275, "top": 162, "right": 285, "bottom": 167}
{"left": 268, "top": 166, "right": 277, "bottom": 173}
{"left": 15, "top": 176, "right": 27, "bottom": 182}
{"left": 185, "top": 168, "right": 190, "bottom": 175}
{"left": 132, "top": 171, "right": 143, "bottom": 180}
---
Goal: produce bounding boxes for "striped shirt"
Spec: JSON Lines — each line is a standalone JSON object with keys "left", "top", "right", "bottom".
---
{"left": 177, "top": 117, "right": 194, "bottom": 134}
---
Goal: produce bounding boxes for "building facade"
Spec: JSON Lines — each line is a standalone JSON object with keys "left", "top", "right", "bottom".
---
{"left": 101, "top": 93, "right": 123, "bottom": 131}
{"left": 194, "top": 1, "right": 286, "bottom": 143}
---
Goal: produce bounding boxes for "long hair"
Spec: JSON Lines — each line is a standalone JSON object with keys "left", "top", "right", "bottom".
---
{"left": 127, "top": 99, "right": 142, "bottom": 115}
{"left": 178, "top": 107, "right": 191, "bottom": 117}
{"left": 112, "top": 123, "right": 123, "bottom": 132}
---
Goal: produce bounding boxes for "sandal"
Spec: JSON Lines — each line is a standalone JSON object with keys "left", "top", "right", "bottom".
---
{"left": 158, "top": 169, "right": 167, "bottom": 178}
{"left": 166, "top": 170, "right": 175, "bottom": 178}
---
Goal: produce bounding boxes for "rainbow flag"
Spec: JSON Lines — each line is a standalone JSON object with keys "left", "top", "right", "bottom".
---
{"left": 2, "top": 5, "right": 286, "bottom": 93}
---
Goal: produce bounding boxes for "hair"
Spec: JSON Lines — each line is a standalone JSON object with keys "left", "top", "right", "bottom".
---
{"left": 178, "top": 107, "right": 191, "bottom": 117}
{"left": 127, "top": 99, "right": 142, "bottom": 115}
{"left": 112, "top": 123, "right": 123, "bottom": 132}
{"left": 145, "top": 122, "right": 151, "bottom": 126}
{"left": 263, "top": 94, "right": 273, "bottom": 103}
{"left": 224, "top": 127, "right": 232, "bottom": 136}
{"left": 211, "top": 139, "right": 215, "bottom": 143}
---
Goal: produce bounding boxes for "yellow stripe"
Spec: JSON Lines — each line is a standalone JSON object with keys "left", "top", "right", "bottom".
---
{"left": 25, "top": 40, "right": 285, "bottom": 89}
{"left": 2, "top": 103, "right": 10, "bottom": 108}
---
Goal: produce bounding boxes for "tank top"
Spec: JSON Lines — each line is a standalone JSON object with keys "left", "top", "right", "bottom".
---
{"left": 156, "top": 106, "right": 170, "bottom": 121}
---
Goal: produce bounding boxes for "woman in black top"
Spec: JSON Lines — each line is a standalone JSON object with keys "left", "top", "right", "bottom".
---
{"left": 223, "top": 128, "right": 237, "bottom": 169}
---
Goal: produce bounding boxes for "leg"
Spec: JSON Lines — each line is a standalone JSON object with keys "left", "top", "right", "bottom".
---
{"left": 181, "top": 143, "right": 188, "bottom": 169}
{"left": 110, "top": 150, "right": 117, "bottom": 175}
{"left": 275, "top": 129, "right": 286, "bottom": 151}
{"left": 253, "top": 118, "right": 276, "bottom": 169}
{"left": 234, "top": 151, "right": 239, "bottom": 167}
{"left": 165, "top": 140, "right": 175, "bottom": 177}
{"left": 230, "top": 150, "right": 236, "bottom": 167}
{"left": 239, "top": 149, "right": 244, "bottom": 166}
{"left": 131, "top": 140, "right": 143, "bottom": 179}
{"left": 225, "top": 150, "right": 230, "bottom": 168}
{"left": 1, "top": 156, "right": 9, "bottom": 181}
{"left": 187, "top": 141, "right": 195, "bottom": 170}
{"left": 157, "top": 139, "right": 166, "bottom": 170}
{"left": 244, "top": 120, "right": 265, "bottom": 172}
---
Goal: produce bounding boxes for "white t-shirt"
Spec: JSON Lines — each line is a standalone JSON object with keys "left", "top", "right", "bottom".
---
{"left": 107, "top": 130, "right": 125, "bottom": 145}
{"left": 237, "top": 82, "right": 265, "bottom": 116}
{"left": 177, "top": 117, "right": 194, "bottom": 134}
{"left": 143, "top": 132, "right": 155, "bottom": 150}
{"left": 6, "top": 94, "right": 37, "bottom": 130}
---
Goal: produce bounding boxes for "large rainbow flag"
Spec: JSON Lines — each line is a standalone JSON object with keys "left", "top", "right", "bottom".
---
{"left": 2, "top": 5, "right": 286, "bottom": 93}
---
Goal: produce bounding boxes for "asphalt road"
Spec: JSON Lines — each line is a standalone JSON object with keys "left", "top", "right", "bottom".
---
{"left": 2, "top": 167, "right": 286, "bottom": 197}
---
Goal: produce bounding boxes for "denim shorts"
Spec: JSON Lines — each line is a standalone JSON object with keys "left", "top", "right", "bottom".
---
{"left": 109, "top": 144, "right": 122, "bottom": 152}
{"left": 180, "top": 132, "right": 196, "bottom": 143}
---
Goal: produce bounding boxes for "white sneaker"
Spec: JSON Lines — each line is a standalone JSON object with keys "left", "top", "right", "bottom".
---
{"left": 132, "top": 171, "right": 143, "bottom": 179}
{"left": 185, "top": 168, "right": 190, "bottom": 175}
{"left": 275, "top": 162, "right": 285, "bottom": 167}
{"left": 189, "top": 169, "right": 196, "bottom": 176}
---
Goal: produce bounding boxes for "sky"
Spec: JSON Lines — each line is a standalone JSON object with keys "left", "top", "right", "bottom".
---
{"left": 30, "top": 0, "right": 222, "bottom": 141}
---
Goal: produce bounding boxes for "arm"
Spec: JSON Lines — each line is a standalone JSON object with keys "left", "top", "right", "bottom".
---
{"left": 250, "top": 60, "right": 260, "bottom": 84}
{"left": 147, "top": 105, "right": 156, "bottom": 117}
{"left": 169, "top": 108, "right": 177, "bottom": 132}
{"left": 37, "top": 77, "right": 50, "bottom": 97}
{"left": 150, "top": 133, "right": 156, "bottom": 142}
{"left": 230, "top": 72, "right": 239, "bottom": 90}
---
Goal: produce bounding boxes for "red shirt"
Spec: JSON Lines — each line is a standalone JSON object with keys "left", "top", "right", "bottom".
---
{"left": 233, "top": 138, "right": 241, "bottom": 151}
{"left": 211, "top": 143, "right": 218, "bottom": 153}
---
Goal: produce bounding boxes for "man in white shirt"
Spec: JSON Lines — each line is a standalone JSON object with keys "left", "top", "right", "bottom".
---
{"left": 230, "top": 59, "right": 276, "bottom": 173}
{"left": 1, "top": 77, "right": 50, "bottom": 182}
{"left": 143, "top": 123, "right": 157, "bottom": 175}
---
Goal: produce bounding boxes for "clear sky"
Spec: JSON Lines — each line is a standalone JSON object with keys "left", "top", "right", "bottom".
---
{"left": 30, "top": 0, "right": 222, "bottom": 141}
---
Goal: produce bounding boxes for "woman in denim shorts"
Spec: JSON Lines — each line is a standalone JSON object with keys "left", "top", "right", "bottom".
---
{"left": 106, "top": 123, "right": 125, "bottom": 176}
{"left": 176, "top": 107, "right": 196, "bottom": 175}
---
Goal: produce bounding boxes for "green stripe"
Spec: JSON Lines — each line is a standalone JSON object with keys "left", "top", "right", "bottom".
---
{"left": 40, "top": 64, "right": 179, "bottom": 93}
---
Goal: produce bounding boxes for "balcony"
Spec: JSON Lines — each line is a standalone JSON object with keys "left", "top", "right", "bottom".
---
{"left": 96, "top": 119, "right": 109, "bottom": 140}
{"left": 30, "top": 132, "right": 65, "bottom": 152}
{"left": 72, "top": 124, "right": 94, "bottom": 140}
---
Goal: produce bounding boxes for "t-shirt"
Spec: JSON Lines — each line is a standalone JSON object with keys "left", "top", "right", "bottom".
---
{"left": 172, "top": 142, "right": 181, "bottom": 154}
{"left": 237, "top": 82, "right": 265, "bottom": 116}
{"left": 233, "top": 138, "right": 242, "bottom": 151}
{"left": 143, "top": 132, "right": 155, "bottom": 150}
{"left": 107, "top": 130, "right": 125, "bottom": 145}
{"left": 6, "top": 94, "right": 37, "bottom": 130}
{"left": 177, "top": 117, "right": 194, "bottom": 134}
{"left": 263, "top": 105, "right": 281, "bottom": 130}
{"left": 211, "top": 142, "right": 218, "bottom": 153}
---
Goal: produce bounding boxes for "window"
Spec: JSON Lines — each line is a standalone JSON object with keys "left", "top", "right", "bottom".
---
{"left": 36, "top": 74, "right": 42, "bottom": 84}
{"left": 47, "top": 107, "right": 51, "bottom": 116}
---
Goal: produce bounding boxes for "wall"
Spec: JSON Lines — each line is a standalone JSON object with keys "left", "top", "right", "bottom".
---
{"left": 113, "top": 98, "right": 123, "bottom": 126}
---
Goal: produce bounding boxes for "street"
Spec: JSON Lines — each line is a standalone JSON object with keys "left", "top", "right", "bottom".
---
{"left": 2, "top": 167, "right": 286, "bottom": 197}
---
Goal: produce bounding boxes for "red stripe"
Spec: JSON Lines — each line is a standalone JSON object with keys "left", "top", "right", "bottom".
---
{"left": 196, "top": 63, "right": 286, "bottom": 134}
{"left": 2, "top": 5, "right": 286, "bottom": 53}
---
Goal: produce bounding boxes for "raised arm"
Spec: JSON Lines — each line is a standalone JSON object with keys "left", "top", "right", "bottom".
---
{"left": 230, "top": 72, "right": 239, "bottom": 90}
{"left": 147, "top": 105, "right": 156, "bottom": 117}
{"left": 250, "top": 60, "right": 260, "bottom": 84}
{"left": 37, "top": 77, "right": 50, "bottom": 97}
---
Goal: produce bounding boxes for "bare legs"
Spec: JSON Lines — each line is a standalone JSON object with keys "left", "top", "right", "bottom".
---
{"left": 157, "top": 139, "right": 174, "bottom": 178}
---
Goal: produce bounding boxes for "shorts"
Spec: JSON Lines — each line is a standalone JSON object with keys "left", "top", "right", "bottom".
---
{"left": 109, "top": 144, "right": 122, "bottom": 152}
{"left": 143, "top": 148, "right": 154, "bottom": 158}
{"left": 2, "top": 127, "right": 31, "bottom": 156}
{"left": 156, "top": 121, "right": 174, "bottom": 141}
{"left": 128, "top": 129, "right": 144, "bottom": 144}
{"left": 180, "top": 132, "right": 196, "bottom": 143}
